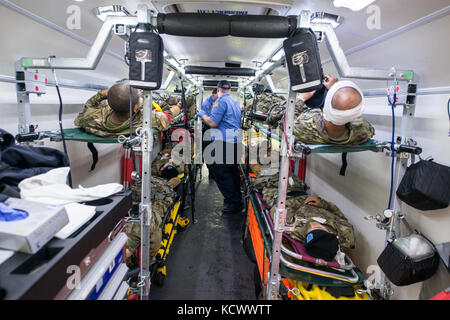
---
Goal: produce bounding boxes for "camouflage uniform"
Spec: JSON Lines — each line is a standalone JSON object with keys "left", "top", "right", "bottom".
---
{"left": 251, "top": 92, "right": 287, "bottom": 114}
{"left": 267, "top": 194, "right": 355, "bottom": 251}
{"left": 266, "top": 99, "right": 307, "bottom": 127}
{"left": 125, "top": 176, "right": 177, "bottom": 268}
{"left": 292, "top": 100, "right": 375, "bottom": 145}
{"left": 259, "top": 175, "right": 308, "bottom": 208}
{"left": 151, "top": 154, "right": 185, "bottom": 178}
{"left": 156, "top": 99, "right": 182, "bottom": 122}
{"left": 74, "top": 92, "right": 170, "bottom": 136}
{"left": 152, "top": 111, "right": 170, "bottom": 131}
{"left": 125, "top": 210, "right": 162, "bottom": 268}
{"left": 185, "top": 95, "right": 197, "bottom": 120}
{"left": 74, "top": 92, "right": 143, "bottom": 137}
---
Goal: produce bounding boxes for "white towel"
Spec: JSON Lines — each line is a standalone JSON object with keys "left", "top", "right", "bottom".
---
{"left": 19, "top": 167, "right": 123, "bottom": 205}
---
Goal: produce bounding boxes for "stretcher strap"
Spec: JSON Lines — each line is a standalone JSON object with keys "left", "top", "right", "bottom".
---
{"left": 340, "top": 152, "right": 348, "bottom": 176}
{"left": 87, "top": 142, "right": 99, "bottom": 172}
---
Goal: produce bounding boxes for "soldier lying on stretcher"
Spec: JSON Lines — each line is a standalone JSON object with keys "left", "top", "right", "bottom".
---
{"left": 250, "top": 164, "right": 354, "bottom": 262}
{"left": 293, "top": 75, "right": 375, "bottom": 145}
{"left": 124, "top": 176, "right": 178, "bottom": 268}
{"left": 263, "top": 186, "right": 355, "bottom": 262}
{"left": 266, "top": 75, "right": 375, "bottom": 145}
{"left": 74, "top": 81, "right": 170, "bottom": 137}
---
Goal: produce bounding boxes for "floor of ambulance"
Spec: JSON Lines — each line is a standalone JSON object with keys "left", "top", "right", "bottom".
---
{"left": 149, "top": 165, "right": 256, "bottom": 300}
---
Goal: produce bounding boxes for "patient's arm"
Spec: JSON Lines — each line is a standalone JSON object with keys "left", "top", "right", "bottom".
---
{"left": 85, "top": 91, "right": 108, "bottom": 109}
{"left": 316, "top": 197, "right": 347, "bottom": 220}
{"left": 304, "top": 195, "right": 321, "bottom": 206}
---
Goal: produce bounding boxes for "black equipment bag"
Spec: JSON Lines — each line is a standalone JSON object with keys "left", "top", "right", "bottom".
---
{"left": 396, "top": 159, "right": 450, "bottom": 211}
{"left": 283, "top": 29, "right": 323, "bottom": 93}
{"left": 128, "top": 31, "right": 164, "bottom": 90}
{"left": 377, "top": 232, "right": 439, "bottom": 286}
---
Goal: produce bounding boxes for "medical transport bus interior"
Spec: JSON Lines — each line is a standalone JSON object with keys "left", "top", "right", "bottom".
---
{"left": 0, "top": 0, "right": 448, "bottom": 305}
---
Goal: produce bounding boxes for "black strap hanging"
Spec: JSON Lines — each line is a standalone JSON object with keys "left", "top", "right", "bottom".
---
{"left": 87, "top": 142, "right": 99, "bottom": 172}
{"left": 339, "top": 152, "right": 348, "bottom": 176}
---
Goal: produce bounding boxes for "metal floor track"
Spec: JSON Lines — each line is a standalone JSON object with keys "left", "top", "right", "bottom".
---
{"left": 149, "top": 165, "right": 256, "bottom": 300}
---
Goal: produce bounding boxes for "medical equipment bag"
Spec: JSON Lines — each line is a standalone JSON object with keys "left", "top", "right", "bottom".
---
{"left": 283, "top": 29, "right": 323, "bottom": 93}
{"left": 377, "top": 223, "right": 439, "bottom": 286}
{"left": 129, "top": 32, "right": 164, "bottom": 90}
{"left": 396, "top": 159, "right": 450, "bottom": 211}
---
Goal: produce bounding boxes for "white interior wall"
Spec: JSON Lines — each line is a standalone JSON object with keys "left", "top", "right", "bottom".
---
{"left": 305, "top": 14, "right": 450, "bottom": 300}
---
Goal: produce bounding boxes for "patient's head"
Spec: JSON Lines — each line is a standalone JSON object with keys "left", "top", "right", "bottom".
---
{"left": 107, "top": 82, "right": 141, "bottom": 115}
{"left": 305, "top": 225, "right": 339, "bottom": 261}
{"left": 167, "top": 96, "right": 179, "bottom": 106}
{"left": 331, "top": 87, "right": 362, "bottom": 111}
{"left": 323, "top": 81, "right": 365, "bottom": 126}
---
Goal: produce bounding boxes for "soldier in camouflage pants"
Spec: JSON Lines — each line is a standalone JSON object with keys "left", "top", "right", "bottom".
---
{"left": 124, "top": 176, "right": 178, "bottom": 268}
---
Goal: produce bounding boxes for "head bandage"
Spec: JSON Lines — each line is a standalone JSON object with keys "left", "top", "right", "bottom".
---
{"left": 323, "top": 80, "right": 365, "bottom": 125}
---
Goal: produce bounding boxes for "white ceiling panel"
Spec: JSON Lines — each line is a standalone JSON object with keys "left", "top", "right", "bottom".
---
{"left": 3, "top": 0, "right": 449, "bottom": 87}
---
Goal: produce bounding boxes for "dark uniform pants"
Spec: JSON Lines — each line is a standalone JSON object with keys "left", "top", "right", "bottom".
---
{"left": 202, "top": 125, "right": 214, "bottom": 176}
{"left": 209, "top": 141, "right": 242, "bottom": 205}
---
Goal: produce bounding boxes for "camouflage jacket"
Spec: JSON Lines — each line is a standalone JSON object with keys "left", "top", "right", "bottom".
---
{"left": 151, "top": 154, "right": 185, "bottom": 178}
{"left": 185, "top": 95, "right": 197, "bottom": 120}
{"left": 74, "top": 92, "right": 171, "bottom": 136}
{"left": 260, "top": 177, "right": 309, "bottom": 208}
{"left": 267, "top": 194, "right": 355, "bottom": 251}
{"left": 266, "top": 99, "right": 306, "bottom": 127}
{"left": 131, "top": 176, "right": 177, "bottom": 210}
{"left": 250, "top": 92, "right": 287, "bottom": 114}
{"left": 292, "top": 100, "right": 375, "bottom": 145}
{"left": 126, "top": 175, "right": 178, "bottom": 267}
{"left": 74, "top": 92, "right": 143, "bottom": 137}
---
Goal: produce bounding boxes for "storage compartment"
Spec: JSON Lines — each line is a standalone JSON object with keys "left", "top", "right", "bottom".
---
{"left": 83, "top": 198, "right": 113, "bottom": 206}
{"left": 11, "top": 247, "right": 63, "bottom": 275}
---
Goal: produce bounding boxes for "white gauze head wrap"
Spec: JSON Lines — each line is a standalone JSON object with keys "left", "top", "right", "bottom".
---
{"left": 323, "top": 80, "right": 365, "bottom": 125}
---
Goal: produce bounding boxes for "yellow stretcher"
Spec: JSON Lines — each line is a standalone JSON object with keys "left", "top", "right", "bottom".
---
{"left": 153, "top": 199, "right": 190, "bottom": 286}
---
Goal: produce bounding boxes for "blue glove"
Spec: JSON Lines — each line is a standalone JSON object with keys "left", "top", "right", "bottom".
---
{"left": 0, "top": 202, "right": 29, "bottom": 222}
{"left": 197, "top": 110, "right": 206, "bottom": 118}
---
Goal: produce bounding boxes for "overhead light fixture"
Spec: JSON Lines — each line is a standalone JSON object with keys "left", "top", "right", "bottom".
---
{"left": 311, "top": 12, "right": 343, "bottom": 28}
{"left": 333, "top": 0, "right": 376, "bottom": 11}
{"left": 93, "top": 5, "right": 130, "bottom": 22}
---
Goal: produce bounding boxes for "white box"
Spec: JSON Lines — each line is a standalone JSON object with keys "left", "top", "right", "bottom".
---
{"left": 0, "top": 198, "right": 69, "bottom": 254}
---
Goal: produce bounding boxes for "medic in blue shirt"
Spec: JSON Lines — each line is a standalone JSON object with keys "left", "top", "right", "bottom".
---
{"left": 197, "top": 80, "right": 243, "bottom": 215}
{"left": 201, "top": 88, "right": 218, "bottom": 117}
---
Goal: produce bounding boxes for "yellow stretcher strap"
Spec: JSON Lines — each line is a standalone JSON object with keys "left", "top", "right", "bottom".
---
{"left": 288, "top": 280, "right": 368, "bottom": 300}
{"left": 152, "top": 101, "right": 163, "bottom": 112}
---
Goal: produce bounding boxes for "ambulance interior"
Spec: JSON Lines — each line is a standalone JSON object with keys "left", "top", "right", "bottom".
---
{"left": 0, "top": 0, "right": 449, "bottom": 301}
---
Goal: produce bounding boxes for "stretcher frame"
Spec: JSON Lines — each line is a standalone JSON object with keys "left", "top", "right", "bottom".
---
{"left": 241, "top": 168, "right": 365, "bottom": 287}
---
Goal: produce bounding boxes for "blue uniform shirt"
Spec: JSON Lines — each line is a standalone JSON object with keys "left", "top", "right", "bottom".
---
{"left": 209, "top": 93, "right": 242, "bottom": 144}
{"left": 201, "top": 95, "right": 215, "bottom": 117}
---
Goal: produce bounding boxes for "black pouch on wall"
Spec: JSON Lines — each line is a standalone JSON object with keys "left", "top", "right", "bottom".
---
{"left": 396, "top": 159, "right": 450, "bottom": 211}
{"left": 128, "top": 32, "right": 164, "bottom": 90}
{"left": 377, "top": 232, "right": 439, "bottom": 286}
{"left": 283, "top": 29, "right": 323, "bottom": 93}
